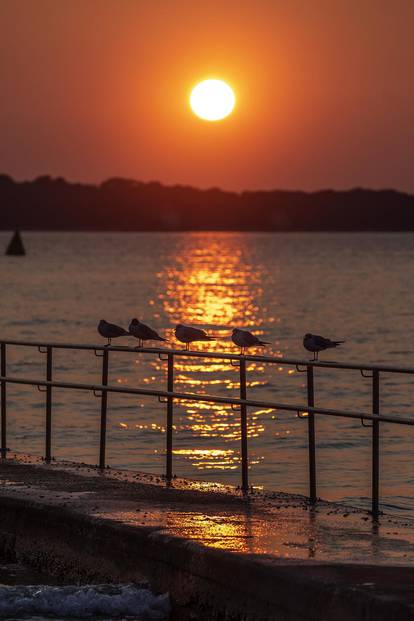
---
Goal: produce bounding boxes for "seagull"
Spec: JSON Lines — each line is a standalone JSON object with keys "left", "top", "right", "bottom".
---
{"left": 97, "top": 320, "right": 129, "bottom": 346}
{"left": 231, "top": 328, "right": 270, "bottom": 355}
{"left": 303, "top": 333, "right": 345, "bottom": 360}
{"left": 129, "top": 318, "right": 167, "bottom": 348}
{"left": 175, "top": 324, "right": 214, "bottom": 351}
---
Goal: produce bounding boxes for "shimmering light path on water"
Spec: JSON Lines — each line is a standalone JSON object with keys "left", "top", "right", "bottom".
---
{"left": 1, "top": 232, "right": 414, "bottom": 514}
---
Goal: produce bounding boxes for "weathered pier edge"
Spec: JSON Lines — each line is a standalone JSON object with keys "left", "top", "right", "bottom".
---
{"left": 0, "top": 460, "right": 413, "bottom": 621}
{"left": 1, "top": 495, "right": 413, "bottom": 621}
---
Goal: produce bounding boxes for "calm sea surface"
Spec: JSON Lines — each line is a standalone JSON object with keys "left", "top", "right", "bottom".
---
{"left": 1, "top": 232, "right": 414, "bottom": 515}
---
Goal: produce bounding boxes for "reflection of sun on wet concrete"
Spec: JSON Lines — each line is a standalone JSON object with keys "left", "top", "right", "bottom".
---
{"left": 98, "top": 497, "right": 414, "bottom": 562}
{"left": 165, "top": 511, "right": 256, "bottom": 552}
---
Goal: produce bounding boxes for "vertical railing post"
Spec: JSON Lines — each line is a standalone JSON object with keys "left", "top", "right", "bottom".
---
{"left": 307, "top": 365, "right": 317, "bottom": 503}
{"left": 1, "top": 343, "right": 6, "bottom": 459}
{"left": 45, "top": 346, "right": 53, "bottom": 463}
{"left": 372, "top": 370, "right": 380, "bottom": 520}
{"left": 99, "top": 348, "right": 109, "bottom": 470}
{"left": 166, "top": 353, "right": 174, "bottom": 484}
{"left": 239, "top": 357, "right": 249, "bottom": 493}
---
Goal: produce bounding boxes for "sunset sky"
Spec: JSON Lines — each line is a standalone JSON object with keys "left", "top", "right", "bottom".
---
{"left": 1, "top": 0, "right": 413, "bottom": 192}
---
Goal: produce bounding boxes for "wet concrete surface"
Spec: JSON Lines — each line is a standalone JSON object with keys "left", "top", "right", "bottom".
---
{"left": 0, "top": 454, "right": 414, "bottom": 620}
{"left": 1, "top": 453, "right": 414, "bottom": 565}
{"left": 0, "top": 557, "right": 59, "bottom": 586}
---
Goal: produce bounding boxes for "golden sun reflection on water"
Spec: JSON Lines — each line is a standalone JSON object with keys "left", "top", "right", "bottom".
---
{"left": 156, "top": 234, "right": 275, "bottom": 474}
{"left": 158, "top": 237, "right": 262, "bottom": 329}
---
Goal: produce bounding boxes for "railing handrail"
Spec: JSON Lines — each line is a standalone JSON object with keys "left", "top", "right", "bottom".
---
{"left": 0, "top": 373, "right": 413, "bottom": 426}
{"left": 1, "top": 338, "right": 412, "bottom": 520}
{"left": 2, "top": 338, "right": 414, "bottom": 375}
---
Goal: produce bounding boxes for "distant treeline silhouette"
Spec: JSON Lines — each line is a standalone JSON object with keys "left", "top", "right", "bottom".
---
{"left": 1, "top": 174, "right": 413, "bottom": 231}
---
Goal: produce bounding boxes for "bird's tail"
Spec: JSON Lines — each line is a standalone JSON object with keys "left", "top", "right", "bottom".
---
{"left": 332, "top": 340, "right": 345, "bottom": 347}
{"left": 202, "top": 336, "right": 215, "bottom": 341}
{"left": 157, "top": 336, "right": 168, "bottom": 342}
{"left": 258, "top": 340, "right": 270, "bottom": 346}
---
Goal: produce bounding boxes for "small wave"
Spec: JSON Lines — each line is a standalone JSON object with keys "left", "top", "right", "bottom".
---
{"left": 340, "top": 495, "right": 414, "bottom": 517}
{"left": 0, "top": 583, "right": 169, "bottom": 619}
{"left": 316, "top": 440, "right": 366, "bottom": 449}
{"left": 380, "top": 496, "right": 414, "bottom": 515}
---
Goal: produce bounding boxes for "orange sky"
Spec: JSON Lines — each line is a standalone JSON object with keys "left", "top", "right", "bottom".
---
{"left": 1, "top": 0, "right": 413, "bottom": 191}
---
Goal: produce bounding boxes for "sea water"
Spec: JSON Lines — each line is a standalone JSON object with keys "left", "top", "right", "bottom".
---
{"left": 1, "top": 232, "right": 414, "bottom": 515}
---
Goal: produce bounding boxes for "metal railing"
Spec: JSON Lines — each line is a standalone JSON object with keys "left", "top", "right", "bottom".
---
{"left": 1, "top": 339, "right": 414, "bottom": 520}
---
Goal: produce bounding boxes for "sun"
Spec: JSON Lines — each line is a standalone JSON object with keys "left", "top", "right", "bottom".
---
{"left": 190, "top": 79, "right": 235, "bottom": 122}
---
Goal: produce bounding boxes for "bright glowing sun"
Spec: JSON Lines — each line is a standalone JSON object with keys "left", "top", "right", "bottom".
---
{"left": 190, "top": 79, "right": 235, "bottom": 121}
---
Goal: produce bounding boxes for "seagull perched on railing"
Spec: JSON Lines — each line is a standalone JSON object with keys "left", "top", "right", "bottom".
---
{"left": 303, "top": 333, "right": 345, "bottom": 361}
{"left": 231, "top": 328, "right": 270, "bottom": 355}
{"left": 175, "top": 324, "right": 214, "bottom": 351}
{"left": 97, "top": 320, "right": 129, "bottom": 346}
{"left": 129, "top": 318, "right": 167, "bottom": 348}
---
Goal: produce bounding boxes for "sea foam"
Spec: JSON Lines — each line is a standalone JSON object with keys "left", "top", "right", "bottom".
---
{"left": 0, "top": 583, "right": 169, "bottom": 619}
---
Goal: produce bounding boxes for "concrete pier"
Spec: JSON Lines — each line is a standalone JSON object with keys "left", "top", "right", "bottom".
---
{"left": 1, "top": 455, "right": 414, "bottom": 620}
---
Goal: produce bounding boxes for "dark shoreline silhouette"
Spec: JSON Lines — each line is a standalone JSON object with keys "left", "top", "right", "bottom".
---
{"left": 1, "top": 174, "right": 413, "bottom": 231}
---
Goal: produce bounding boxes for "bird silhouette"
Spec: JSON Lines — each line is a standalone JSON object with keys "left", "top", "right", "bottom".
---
{"left": 129, "top": 318, "right": 167, "bottom": 348}
{"left": 97, "top": 320, "right": 129, "bottom": 346}
{"left": 231, "top": 328, "right": 270, "bottom": 355}
{"left": 175, "top": 324, "right": 214, "bottom": 351}
{"left": 303, "top": 333, "right": 344, "bottom": 360}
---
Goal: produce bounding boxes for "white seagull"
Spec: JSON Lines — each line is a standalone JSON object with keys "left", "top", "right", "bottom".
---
{"left": 231, "top": 328, "right": 270, "bottom": 355}
{"left": 129, "top": 318, "right": 167, "bottom": 348}
{"left": 175, "top": 324, "right": 214, "bottom": 351}
{"left": 303, "top": 333, "right": 345, "bottom": 360}
{"left": 97, "top": 319, "right": 129, "bottom": 346}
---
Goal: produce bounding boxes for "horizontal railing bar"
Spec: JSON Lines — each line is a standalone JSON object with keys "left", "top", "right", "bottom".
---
{"left": 2, "top": 339, "right": 414, "bottom": 375}
{"left": 1, "top": 374, "right": 413, "bottom": 426}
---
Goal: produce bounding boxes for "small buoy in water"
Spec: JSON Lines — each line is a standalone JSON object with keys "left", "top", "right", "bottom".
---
{"left": 6, "top": 230, "right": 25, "bottom": 256}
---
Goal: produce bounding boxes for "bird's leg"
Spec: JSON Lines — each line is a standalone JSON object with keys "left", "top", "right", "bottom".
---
{"left": 186, "top": 343, "right": 190, "bottom": 351}
{"left": 106, "top": 338, "right": 111, "bottom": 347}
